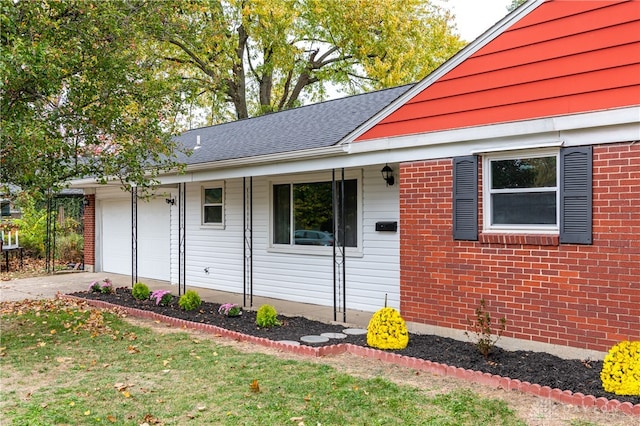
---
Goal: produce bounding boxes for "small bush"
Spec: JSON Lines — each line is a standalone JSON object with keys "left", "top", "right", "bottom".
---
{"left": 367, "top": 307, "right": 409, "bottom": 350}
{"left": 600, "top": 340, "right": 640, "bottom": 396}
{"left": 150, "top": 289, "right": 173, "bottom": 306}
{"left": 55, "top": 232, "right": 84, "bottom": 263}
{"left": 178, "top": 290, "right": 201, "bottom": 311}
{"left": 89, "top": 278, "right": 114, "bottom": 294}
{"left": 131, "top": 282, "right": 151, "bottom": 300}
{"left": 256, "top": 304, "right": 281, "bottom": 328}
{"left": 464, "top": 299, "right": 506, "bottom": 358}
{"left": 218, "top": 303, "right": 242, "bottom": 317}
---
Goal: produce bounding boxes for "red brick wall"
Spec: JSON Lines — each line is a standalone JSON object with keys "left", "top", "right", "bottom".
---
{"left": 83, "top": 195, "right": 95, "bottom": 268}
{"left": 399, "top": 142, "right": 640, "bottom": 353}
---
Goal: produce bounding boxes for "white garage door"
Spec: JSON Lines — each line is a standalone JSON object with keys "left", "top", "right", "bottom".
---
{"left": 101, "top": 198, "right": 170, "bottom": 281}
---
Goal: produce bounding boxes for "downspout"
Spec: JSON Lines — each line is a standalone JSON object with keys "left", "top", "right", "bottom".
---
{"left": 131, "top": 187, "right": 138, "bottom": 286}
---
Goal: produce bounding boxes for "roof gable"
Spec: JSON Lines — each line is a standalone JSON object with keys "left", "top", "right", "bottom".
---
{"left": 357, "top": 0, "right": 640, "bottom": 141}
{"left": 175, "top": 85, "right": 412, "bottom": 165}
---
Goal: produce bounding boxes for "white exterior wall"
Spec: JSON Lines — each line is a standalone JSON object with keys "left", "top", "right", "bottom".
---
{"left": 174, "top": 166, "right": 400, "bottom": 313}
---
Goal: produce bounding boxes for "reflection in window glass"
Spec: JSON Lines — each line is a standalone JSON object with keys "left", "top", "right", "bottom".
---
{"left": 273, "top": 184, "right": 291, "bottom": 244}
{"left": 491, "top": 157, "right": 556, "bottom": 189}
{"left": 489, "top": 155, "right": 557, "bottom": 227}
{"left": 273, "top": 179, "right": 357, "bottom": 247}
{"left": 203, "top": 187, "right": 223, "bottom": 224}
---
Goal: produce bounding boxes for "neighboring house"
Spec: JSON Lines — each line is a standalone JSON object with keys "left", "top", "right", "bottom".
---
{"left": 76, "top": 0, "right": 639, "bottom": 359}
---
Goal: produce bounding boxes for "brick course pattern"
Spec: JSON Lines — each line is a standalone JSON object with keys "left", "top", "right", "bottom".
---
{"left": 399, "top": 142, "right": 640, "bottom": 353}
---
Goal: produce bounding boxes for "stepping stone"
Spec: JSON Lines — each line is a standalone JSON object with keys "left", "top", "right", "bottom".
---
{"left": 342, "top": 328, "right": 367, "bottom": 335}
{"left": 277, "top": 340, "right": 301, "bottom": 346}
{"left": 300, "top": 335, "right": 330, "bottom": 344}
{"left": 321, "top": 332, "right": 347, "bottom": 339}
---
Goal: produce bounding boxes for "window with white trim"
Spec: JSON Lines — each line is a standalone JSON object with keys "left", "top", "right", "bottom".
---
{"left": 272, "top": 177, "right": 359, "bottom": 249}
{"left": 483, "top": 150, "right": 559, "bottom": 233}
{"left": 202, "top": 185, "right": 224, "bottom": 226}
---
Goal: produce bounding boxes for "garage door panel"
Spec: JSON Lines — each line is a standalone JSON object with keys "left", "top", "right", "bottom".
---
{"left": 101, "top": 198, "right": 169, "bottom": 280}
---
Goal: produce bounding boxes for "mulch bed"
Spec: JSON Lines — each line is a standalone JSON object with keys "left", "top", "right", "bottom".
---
{"left": 71, "top": 287, "right": 639, "bottom": 405}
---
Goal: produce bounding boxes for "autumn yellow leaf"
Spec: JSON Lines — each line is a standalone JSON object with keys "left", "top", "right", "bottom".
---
{"left": 121, "top": 391, "right": 131, "bottom": 398}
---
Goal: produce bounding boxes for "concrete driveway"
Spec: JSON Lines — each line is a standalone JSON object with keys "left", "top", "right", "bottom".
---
{"left": 0, "top": 272, "right": 134, "bottom": 303}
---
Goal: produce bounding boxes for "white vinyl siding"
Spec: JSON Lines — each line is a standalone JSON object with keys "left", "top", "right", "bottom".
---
{"left": 171, "top": 166, "right": 399, "bottom": 312}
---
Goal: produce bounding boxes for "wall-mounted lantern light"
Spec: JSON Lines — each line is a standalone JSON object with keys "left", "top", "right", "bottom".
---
{"left": 83, "top": 198, "right": 90, "bottom": 207}
{"left": 381, "top": 164, "right": 395, "bottom": 186}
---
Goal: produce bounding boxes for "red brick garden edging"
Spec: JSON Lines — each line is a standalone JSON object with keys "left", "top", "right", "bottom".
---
{"left": 61, "top": 295, "right": 640, "bottom": 417}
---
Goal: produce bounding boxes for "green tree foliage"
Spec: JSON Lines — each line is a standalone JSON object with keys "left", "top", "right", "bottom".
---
{"left": 1, "top": 0, "right": 188, "bottom": 195}
{"left": 141, "top": 0, "right": 464, "bottom": 123}
{"left": 507, "top": 0, "right": 528, "bottom": 12}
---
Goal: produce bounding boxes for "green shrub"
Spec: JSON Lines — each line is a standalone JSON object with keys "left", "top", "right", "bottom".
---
{"left": 55, "top": 232, "right": 84, "bottom": 263}
{"left": 178, "top": 290, "right": 201, "bottom": 311}
{"left": 12, "top": 194, "right": 47, "bottom": 257}
{"left": 131, "top": 282, "right": 151, "bottom": 300}
{"left": 256, "top": 304, "right": 281, "bottom": 328}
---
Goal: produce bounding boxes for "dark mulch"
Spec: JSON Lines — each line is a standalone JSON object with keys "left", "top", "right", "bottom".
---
{"left": 71, "top": 288, "right": 639, "bottom": 405}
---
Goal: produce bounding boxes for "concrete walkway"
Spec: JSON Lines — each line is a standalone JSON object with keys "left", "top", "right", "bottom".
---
{"left": 0, "top": 272, "right": 371, "bottom": 328}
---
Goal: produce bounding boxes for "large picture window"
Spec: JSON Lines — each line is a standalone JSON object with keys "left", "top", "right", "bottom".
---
{"left": 484, "top": 151, "right": 558, "bottom": 232}
{"left": 202, "top": 185, "right": 224, "bottom": 225}
{"left": 272, "top": 179, "right": 358, "bottom": 248}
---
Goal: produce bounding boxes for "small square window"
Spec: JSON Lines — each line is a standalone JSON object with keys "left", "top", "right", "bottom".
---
{"left": 202, "top": 186, "right": 223, "bottom": 225}
{"left": 484, "top": 151, "right": 559, "bottom": 233}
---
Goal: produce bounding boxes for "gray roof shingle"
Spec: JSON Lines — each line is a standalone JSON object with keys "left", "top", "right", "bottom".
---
{"left": 175, "top": 84, "right": 413, "bottom": 165}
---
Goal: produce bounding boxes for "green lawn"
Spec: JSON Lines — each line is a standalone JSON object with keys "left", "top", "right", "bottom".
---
{"left": 0, "top": 299, "right": 525, "bottom": 425}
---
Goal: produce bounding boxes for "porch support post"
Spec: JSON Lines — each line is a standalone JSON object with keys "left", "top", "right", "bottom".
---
{"left": 178, "top": 182, "right": 186, "bottom": 295}
{"left": 332, "top": 169, "right": 347, "bottom": 322}
{"left": 131, "top": 187, "right": 138, "bottom": 286}
{"left": 243, "top": 177, "right": 253, "bottom": 307}
{"left": 340, "top": 168, "right": 346, "bottom": 323}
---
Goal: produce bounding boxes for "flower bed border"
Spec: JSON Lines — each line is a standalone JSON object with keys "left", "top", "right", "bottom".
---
{"left": 61, "top": 294, "right": 640, "bottom": 417}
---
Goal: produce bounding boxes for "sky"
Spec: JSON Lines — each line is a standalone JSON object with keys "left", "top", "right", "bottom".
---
{"left": 439, "top": 0, "right": 513, "bottom": 42}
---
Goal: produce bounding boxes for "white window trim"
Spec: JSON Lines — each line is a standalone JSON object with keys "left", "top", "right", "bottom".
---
{"left": 482, "top": 149, "right": 559, "bottom": 234}
{"left": 268, "top": 170, "right": 363, "bottom": 256}
{"left": 201, "top": 181, "right": 225, "bottom": 229}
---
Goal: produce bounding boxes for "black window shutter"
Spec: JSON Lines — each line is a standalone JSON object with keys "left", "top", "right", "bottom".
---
{"left": 453, "top": 155, "right": 478, "bottom": 240}
{"left": 560, "top": 146, "right": 592, "bottom": 244}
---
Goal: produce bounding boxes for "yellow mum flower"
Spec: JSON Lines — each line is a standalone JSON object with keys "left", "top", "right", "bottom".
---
{"left": 367, "top": 307, "right": 409, "bottom": 350}
{"left": 600, "top": 341, "right": 640, "bottom": 396}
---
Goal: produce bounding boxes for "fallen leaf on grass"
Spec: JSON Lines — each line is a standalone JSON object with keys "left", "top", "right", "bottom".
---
{"left": 249, "top": 379, "right": 260, "bottom": 393}
{"left": 106, "top": 415, "right": 117, "bottom": 423}
{"left": 142, "top": 413, "right": 161, "bottom": 424}
{"left": 128, "top": 345, "right": 140, "bottom": 354}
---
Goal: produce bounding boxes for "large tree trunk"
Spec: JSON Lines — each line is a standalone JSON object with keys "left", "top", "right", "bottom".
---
{"left": 230, "top": 24, "right": 249, "bottom": 120}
